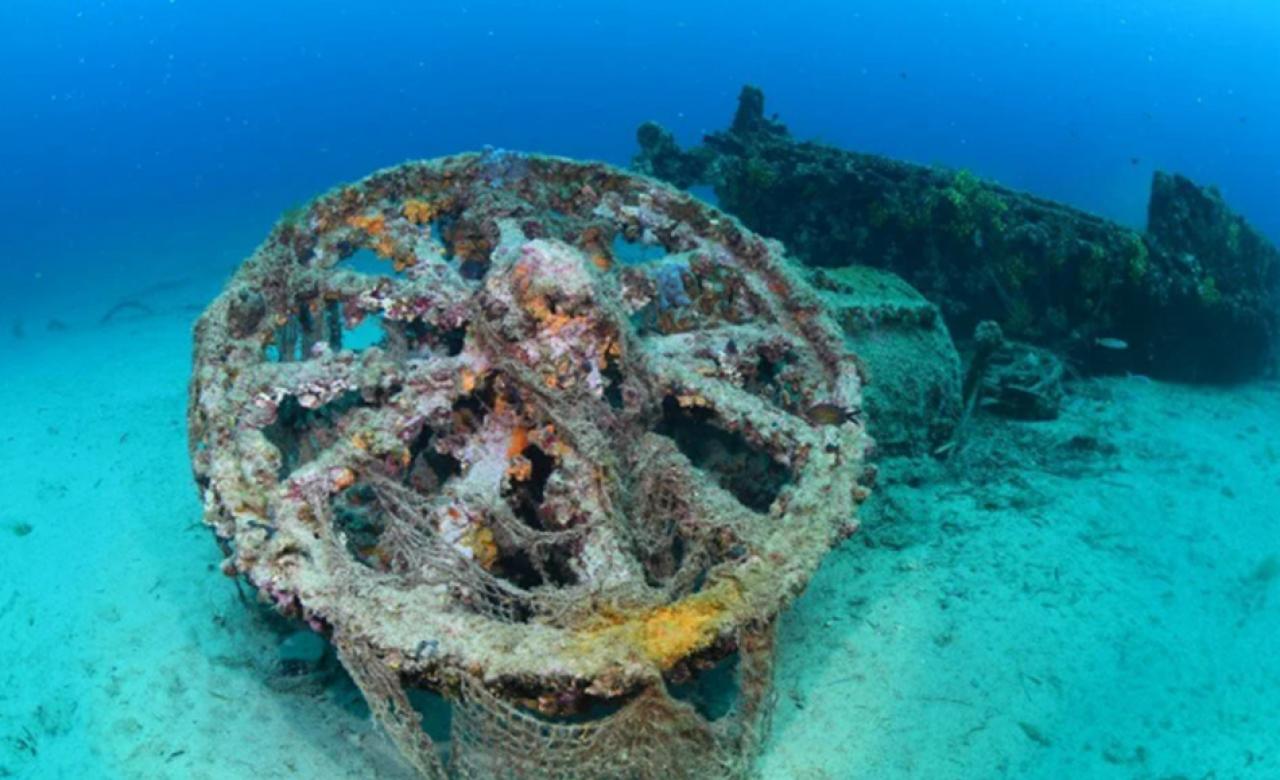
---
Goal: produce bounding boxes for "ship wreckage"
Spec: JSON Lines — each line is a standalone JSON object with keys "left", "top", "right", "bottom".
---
{"left": 190, "top": 151, "right": 872, "bottom": 778}
{"left": 636, "top": 87, "right": 1279, "bottom": 387}
{"left": 189, "top": 89, "right": 1277, "bottom": 779}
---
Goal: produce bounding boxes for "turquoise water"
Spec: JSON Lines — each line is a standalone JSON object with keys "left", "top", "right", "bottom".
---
{"left": 2, "top": 3, "right": 1278, "bottom": 778}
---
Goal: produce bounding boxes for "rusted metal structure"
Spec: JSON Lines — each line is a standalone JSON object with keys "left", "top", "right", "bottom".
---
{"left": 189, "top": 151, "right": 873, "bottom": 778}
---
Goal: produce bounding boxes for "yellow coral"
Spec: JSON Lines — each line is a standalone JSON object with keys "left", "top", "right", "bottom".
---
{"left": 575, "top": 583, "right": 742, "bottom": 669}
{"left": 675, "top": 392, "right": 711, "bottom": 408}
{"left": 461, "top": 525, "right": 499, "bottom": 569}
{"left": 402, "top": 198, "right": 438, "bottom": 225}
{"left": 640, "top": 599, "right": 725, "bottom": 667}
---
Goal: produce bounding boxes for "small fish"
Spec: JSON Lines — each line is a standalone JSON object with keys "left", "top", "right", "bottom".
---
{"left": 1094, "top": 337, "right": 1129, "bottom": 351}
{"left": 1019, "top": 721, "right": 1052, "bottom": 747}
{"left": 808, "top": 402, "right": 856, "bottom": 426}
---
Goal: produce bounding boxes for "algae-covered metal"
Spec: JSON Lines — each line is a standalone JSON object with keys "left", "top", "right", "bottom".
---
{"left": 636, "top": 86, "right": 1280, "bottom": 382}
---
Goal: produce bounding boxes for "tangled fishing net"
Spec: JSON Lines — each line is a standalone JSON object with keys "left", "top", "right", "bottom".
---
{"left": 188, "top": 151, "right": 873, "bottom": 778}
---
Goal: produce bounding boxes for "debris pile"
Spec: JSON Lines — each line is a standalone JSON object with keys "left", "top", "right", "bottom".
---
{"left": 963, "top": 321, "right": 1065, "bottom": 422}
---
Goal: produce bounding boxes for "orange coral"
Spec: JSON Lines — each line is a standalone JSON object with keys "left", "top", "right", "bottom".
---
{"left": 507, "top": 426, "right": 529, "bottom": 459}
{"left": 332, "top": 467, "right": 356, "bottom": 491}
{"left": 346, "top": 213, "right": 387, "bottom": 236}
{"left": 374, "top": 236, "right": 397, "bottom": 258}
{"left": 520, "top": 293, "right": 583, "bottom": 335}
{"left": 459, "top": 368, "right": 479, "bottom": 393}
{"left": 452, "top": 236, "right": 490, "bottom": 263}
{"left": 507, "top": 456, "right": 533, "bottom": 482}
{"left": 367, "top": 233, "right": 417, "bottom": 272}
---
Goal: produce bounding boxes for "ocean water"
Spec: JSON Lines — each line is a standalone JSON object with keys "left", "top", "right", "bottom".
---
{"left": 1, "top": 2, "right": 1278, "bottom": 779}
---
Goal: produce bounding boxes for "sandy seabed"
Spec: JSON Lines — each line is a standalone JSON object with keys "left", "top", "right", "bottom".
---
{"left": 2, "top": 278, "right": 1278, "bottom": 780}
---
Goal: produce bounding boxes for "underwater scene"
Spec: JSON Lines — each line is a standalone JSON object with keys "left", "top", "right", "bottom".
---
{"left": 2, "top": 2, "right": 1278, "bottom": 778}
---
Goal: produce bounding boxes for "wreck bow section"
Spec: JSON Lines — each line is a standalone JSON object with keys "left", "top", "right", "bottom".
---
{"left": 187, "top": 152, "right": 873, "bottom": 778}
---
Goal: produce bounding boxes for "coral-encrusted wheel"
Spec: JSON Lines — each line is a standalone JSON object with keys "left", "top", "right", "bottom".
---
{"left": 189, "top": 151, "right": 872, "bottom": 778}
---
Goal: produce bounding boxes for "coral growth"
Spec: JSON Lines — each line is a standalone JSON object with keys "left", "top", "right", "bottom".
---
{"left": 190, "top": 153, "right": 871, "bottom": 778}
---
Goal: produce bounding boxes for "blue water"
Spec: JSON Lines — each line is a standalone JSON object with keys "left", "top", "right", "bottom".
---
{"left": 2, "top": 2, "right": 1279, "bottom": 778}
{"left": 2, "top": 0, "right": 1277, "bottom": 311}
